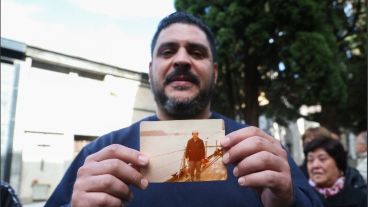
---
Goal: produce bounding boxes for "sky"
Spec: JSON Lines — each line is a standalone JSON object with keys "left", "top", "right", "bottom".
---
{"left": 1, "top": 0, "right": 176, "bottom": 73}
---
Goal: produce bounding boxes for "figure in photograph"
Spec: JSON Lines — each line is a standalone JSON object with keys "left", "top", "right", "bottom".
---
{"left": 185, "top": 130, "right": 205, "bottom": 181}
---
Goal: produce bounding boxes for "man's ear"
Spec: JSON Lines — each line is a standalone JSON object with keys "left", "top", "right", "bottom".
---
{"left": 149, "top": 62, "right": 152, "bottom": 73}
{"left": 148, "top": 62, "right": 152, "bottom": 83}
{"left": 213, "top": 63, "right": 218, "bottom": 84}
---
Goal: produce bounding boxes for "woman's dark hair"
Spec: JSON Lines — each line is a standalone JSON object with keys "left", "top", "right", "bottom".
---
{"left": 150, "top": 11, "right": 216, "bottom": 61}
{"left": 304, "top": 137, "right": 347, "bottom": 173}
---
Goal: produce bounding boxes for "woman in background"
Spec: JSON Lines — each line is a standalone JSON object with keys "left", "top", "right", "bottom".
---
{"left": 300, "top": 127, "right": 366, "bottom": 191}
{"left": 305, "top": 137, "right": 367, "bottom": 207}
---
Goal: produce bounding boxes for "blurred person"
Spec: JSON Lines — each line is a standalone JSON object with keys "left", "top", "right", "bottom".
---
{"left": 45, "top": 12, "right": 324, "bottom": 207}
{"left": 0, "top": 180, "right": 22, "bottom": 207}
{"left": 185, "top": 130, "right": 205, "bottom": 181}
{"left": 305, "top": 137, "right": 367, "bottom": 207}
{"left": 300, "top": 126, "right": 366, "bottom": 191}
{"left": 302, "top": 126, "right": 333, "bottom": 148}
{"left": 355, "top": 131, "right": 367, "bottom": 182}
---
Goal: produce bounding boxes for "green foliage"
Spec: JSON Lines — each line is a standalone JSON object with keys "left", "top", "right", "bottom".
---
{"left": 175, "top": 0, "right": 366, "bottom": 132}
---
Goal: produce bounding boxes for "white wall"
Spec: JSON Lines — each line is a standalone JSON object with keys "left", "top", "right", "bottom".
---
{"left": 12, "top": 64, "right": 155, "bottom": 201}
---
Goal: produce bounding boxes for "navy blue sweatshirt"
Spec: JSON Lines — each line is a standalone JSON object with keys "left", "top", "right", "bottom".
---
{"left": 46, "top": 112, "right": 323, "bottom": 207}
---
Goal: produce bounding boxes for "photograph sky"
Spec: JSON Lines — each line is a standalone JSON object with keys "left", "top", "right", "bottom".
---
{"left": 1, "top": 0, "right": 176, "bottom": 73}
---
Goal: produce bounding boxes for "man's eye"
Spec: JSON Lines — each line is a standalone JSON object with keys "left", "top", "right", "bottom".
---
{"left": 160, "top": 49, "right": 174, "bottom": 57}
{"left": 190, "top": 50, "right": 204, "bottom": 58}
{"left": 163, "top": 49, "right": 172, "bottom": 54}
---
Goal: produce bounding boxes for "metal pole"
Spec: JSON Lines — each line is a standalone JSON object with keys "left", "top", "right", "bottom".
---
{"left": 4, "top": 63, "right": 20, "bottom": 182}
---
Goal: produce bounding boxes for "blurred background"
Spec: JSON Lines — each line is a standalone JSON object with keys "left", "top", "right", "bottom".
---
{"left": 1, "top": 0, "right": 366, "bottom": 205}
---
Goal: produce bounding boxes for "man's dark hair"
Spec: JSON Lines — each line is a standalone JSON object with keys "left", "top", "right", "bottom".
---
{"left": 304, "top": 137, "right": 347, "bottom": 173}
{"left": 150, "top": 11, "right": 216, "bottom": 61}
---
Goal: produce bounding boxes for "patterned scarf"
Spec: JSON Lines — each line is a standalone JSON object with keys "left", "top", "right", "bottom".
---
{"left": 309, "top": 176, "right": 345, "bottom": 198}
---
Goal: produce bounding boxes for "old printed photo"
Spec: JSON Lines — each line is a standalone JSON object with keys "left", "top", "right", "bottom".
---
{"left": 140, "top": 119, "right": 227, "bottom": 183}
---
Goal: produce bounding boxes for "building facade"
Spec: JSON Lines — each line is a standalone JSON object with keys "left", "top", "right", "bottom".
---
{"left": 1, "top": 38, "right": 155, "bottom": 202}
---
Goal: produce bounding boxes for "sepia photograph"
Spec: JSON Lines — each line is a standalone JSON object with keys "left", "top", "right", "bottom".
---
{"left": 140, "top": 119, "right": 227, "bottom": 183}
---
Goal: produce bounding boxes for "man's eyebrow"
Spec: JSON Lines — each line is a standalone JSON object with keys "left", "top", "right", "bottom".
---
{"left": 157, "top": 42, "right": 179, "bottom": 50}
{"left": 187, "top": 42, "right": 209, "bottom": 52}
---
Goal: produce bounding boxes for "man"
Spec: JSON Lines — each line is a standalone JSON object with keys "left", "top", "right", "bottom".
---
{"left": 185, "top": 131, "right": 205, "bottom": 181}
{"left": 45, "top": 12, "right": 323, "bottom": 207}
{"left": 355, "top": 131, "right": 367, "bottom": 182}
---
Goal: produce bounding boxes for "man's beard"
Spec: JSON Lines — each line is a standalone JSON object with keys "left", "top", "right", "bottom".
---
{"left": 150, "top": 69, "right": 215, "bottom": 119}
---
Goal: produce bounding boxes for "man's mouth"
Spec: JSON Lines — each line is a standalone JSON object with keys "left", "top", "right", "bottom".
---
{"left": 164, "top": 71, "right": 199, "bottom": 86}
{"left": 172, "top": 75, "right": 192, "bottom": 82}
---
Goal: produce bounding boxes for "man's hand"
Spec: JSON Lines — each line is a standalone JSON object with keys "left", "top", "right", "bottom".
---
{"left": 220, "top": 127, "right": 293, "bottom": 207}
{"left": 71, "top": 144, "right": 149, "bottom": 207}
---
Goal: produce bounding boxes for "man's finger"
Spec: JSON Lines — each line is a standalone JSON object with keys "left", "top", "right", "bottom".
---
{"left": 77, "top": 158, "right": 149, "bottom": 190}
{"left": 222, "top": 136, "right": 285, "bottom": 164}
{"left": 220, "top": 127, "right": 277, "bottom": 148}
{"left": 85, "top": 144, "right": 149, "bottom": 166}
{"left": 233, "top": 151, "right": 288, "bottom": 177}
{"left": 237, "top": 170, "right": 291, "bottom": 192}
{"left": 72, "top": 192, "right": 122, "bottom": 207}
{"left": 75, "top": 174, "right": 132, "bottom": 201}
{"left": 236, "top": 170, "right": 293, "bottom": 206}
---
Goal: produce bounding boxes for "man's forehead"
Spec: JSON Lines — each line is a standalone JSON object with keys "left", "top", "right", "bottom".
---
{"left": 155, "top": 23, "right": 210, "bottom": 48}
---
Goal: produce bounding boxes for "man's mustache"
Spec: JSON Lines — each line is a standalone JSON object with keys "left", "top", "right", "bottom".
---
{"left": 164, "top": 69, "right": 200, "bottom": 86}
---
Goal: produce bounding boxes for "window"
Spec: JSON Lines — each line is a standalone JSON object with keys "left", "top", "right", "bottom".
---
{"left": 74, "top": 135, "right": 97, "bottom": 157}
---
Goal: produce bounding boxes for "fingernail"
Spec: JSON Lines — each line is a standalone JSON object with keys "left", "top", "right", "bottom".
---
{"left": 233, "top": 167, "right": 239, "bottom": 177}
{"left": 140, "top": 178, "right": 148, "bottom": 190}
{"left": 238, "top": 177, "right": 245, "bottom": 186}
{"left": 138, "top": 155, "right": 149, "bottom": 165}
{"left": 220, "top": 137, "right": 230, "bottom": 147}
{"left": 222, "top": 153, "right": 229, "bottom": 164}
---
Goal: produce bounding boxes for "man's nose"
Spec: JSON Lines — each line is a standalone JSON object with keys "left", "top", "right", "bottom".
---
{"left": 173, "top": 48, "right": 190, "bottom": 69}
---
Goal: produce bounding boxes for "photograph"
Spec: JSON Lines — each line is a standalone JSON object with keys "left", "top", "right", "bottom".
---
{"left": 140, "top": 119, "right": 227, "bottom": 183}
